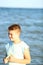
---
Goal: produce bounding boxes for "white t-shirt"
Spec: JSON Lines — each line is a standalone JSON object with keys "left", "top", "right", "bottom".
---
{"left": 5, "top": 41, "right": 29, "bottom": 65}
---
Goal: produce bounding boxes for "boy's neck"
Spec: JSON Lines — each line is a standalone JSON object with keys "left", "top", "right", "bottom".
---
{"left": 13, "top": 38, "right": 21, "bottom": 44}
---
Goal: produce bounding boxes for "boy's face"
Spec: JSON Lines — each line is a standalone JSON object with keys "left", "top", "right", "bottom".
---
{"left": 8, "top": 30, "right": 20, "bottom": 41}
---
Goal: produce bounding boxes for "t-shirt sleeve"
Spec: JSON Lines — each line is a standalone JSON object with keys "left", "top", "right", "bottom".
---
{"left": 5, "top": 42, "right": 13, "bottom": 56}
{"left": 3, "top": 43, "right": 9, "bottom": 57}
{"left": 23, "top": 42, "right": 29, "bottom": 49}
{"left": 22, "top": 41, "right": 29, "bottom": 53}
{"left": 5, "top": 43, "right": 9, "bottom": 51}
{"left": 5, "top": 43, "right": 11, "bottom": 56}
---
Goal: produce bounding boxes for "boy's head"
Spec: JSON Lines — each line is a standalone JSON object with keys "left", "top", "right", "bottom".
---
{"left": 8, "top": 24, "right": 21, "bottom": 41}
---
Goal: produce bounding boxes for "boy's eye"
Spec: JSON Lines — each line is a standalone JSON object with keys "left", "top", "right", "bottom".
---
{"left": 8, "top": 33, "right": 12, "bottom": 35}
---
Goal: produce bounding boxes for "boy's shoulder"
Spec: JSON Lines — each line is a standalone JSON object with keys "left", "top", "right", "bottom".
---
{"left": 5, "top": 41, "right": 13, "bottom": 49}
{"left": 21, "top": 41, "right": 29, "bottom": 49}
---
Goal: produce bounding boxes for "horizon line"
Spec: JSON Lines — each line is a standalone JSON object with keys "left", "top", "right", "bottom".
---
{"left": 0, "top": 7, "right": 43, "bottom": 9}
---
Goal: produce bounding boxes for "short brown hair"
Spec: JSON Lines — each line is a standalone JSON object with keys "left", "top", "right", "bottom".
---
{"left": 8, "top": 24, "right": 21, "bottom": 32}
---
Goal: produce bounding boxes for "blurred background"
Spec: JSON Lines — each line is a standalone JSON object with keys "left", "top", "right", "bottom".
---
{"left": 0, "top": 0, "right": 43, "bottom": 65}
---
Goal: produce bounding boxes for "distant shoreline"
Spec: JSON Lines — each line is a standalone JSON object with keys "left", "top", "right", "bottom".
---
{"left": 0, "top": 7, "right": 43, "bottom": 9}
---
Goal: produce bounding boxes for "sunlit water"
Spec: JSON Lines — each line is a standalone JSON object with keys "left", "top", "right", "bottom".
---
{"left": 0, "top": 8, "right": 43, "bottom": 65}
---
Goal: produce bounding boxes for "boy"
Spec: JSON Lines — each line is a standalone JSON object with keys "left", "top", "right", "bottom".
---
{"left": 3, "top": 24, "right": 31, "bottom": 65}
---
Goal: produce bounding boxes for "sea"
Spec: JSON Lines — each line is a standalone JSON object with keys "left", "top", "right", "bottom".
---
{"left": 0, "top": 8, "right": 43, "bottom": 65}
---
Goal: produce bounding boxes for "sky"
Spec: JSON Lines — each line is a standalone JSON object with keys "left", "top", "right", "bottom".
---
{"left": 0, "top": 0, "right": 43, "bottom": 8}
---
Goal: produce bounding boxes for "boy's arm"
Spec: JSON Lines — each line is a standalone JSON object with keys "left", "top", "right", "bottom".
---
{"left": 3, "top": 43, "right": 10, "bottom": 64}
{"left": 9, "top": 48, "right": 31, "bottom": 64}
{"left": 3, "top": 50, "right": 11, "bottom": 64}
{"left": 3, "top": 54, "right": 9, "bottom": 64}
